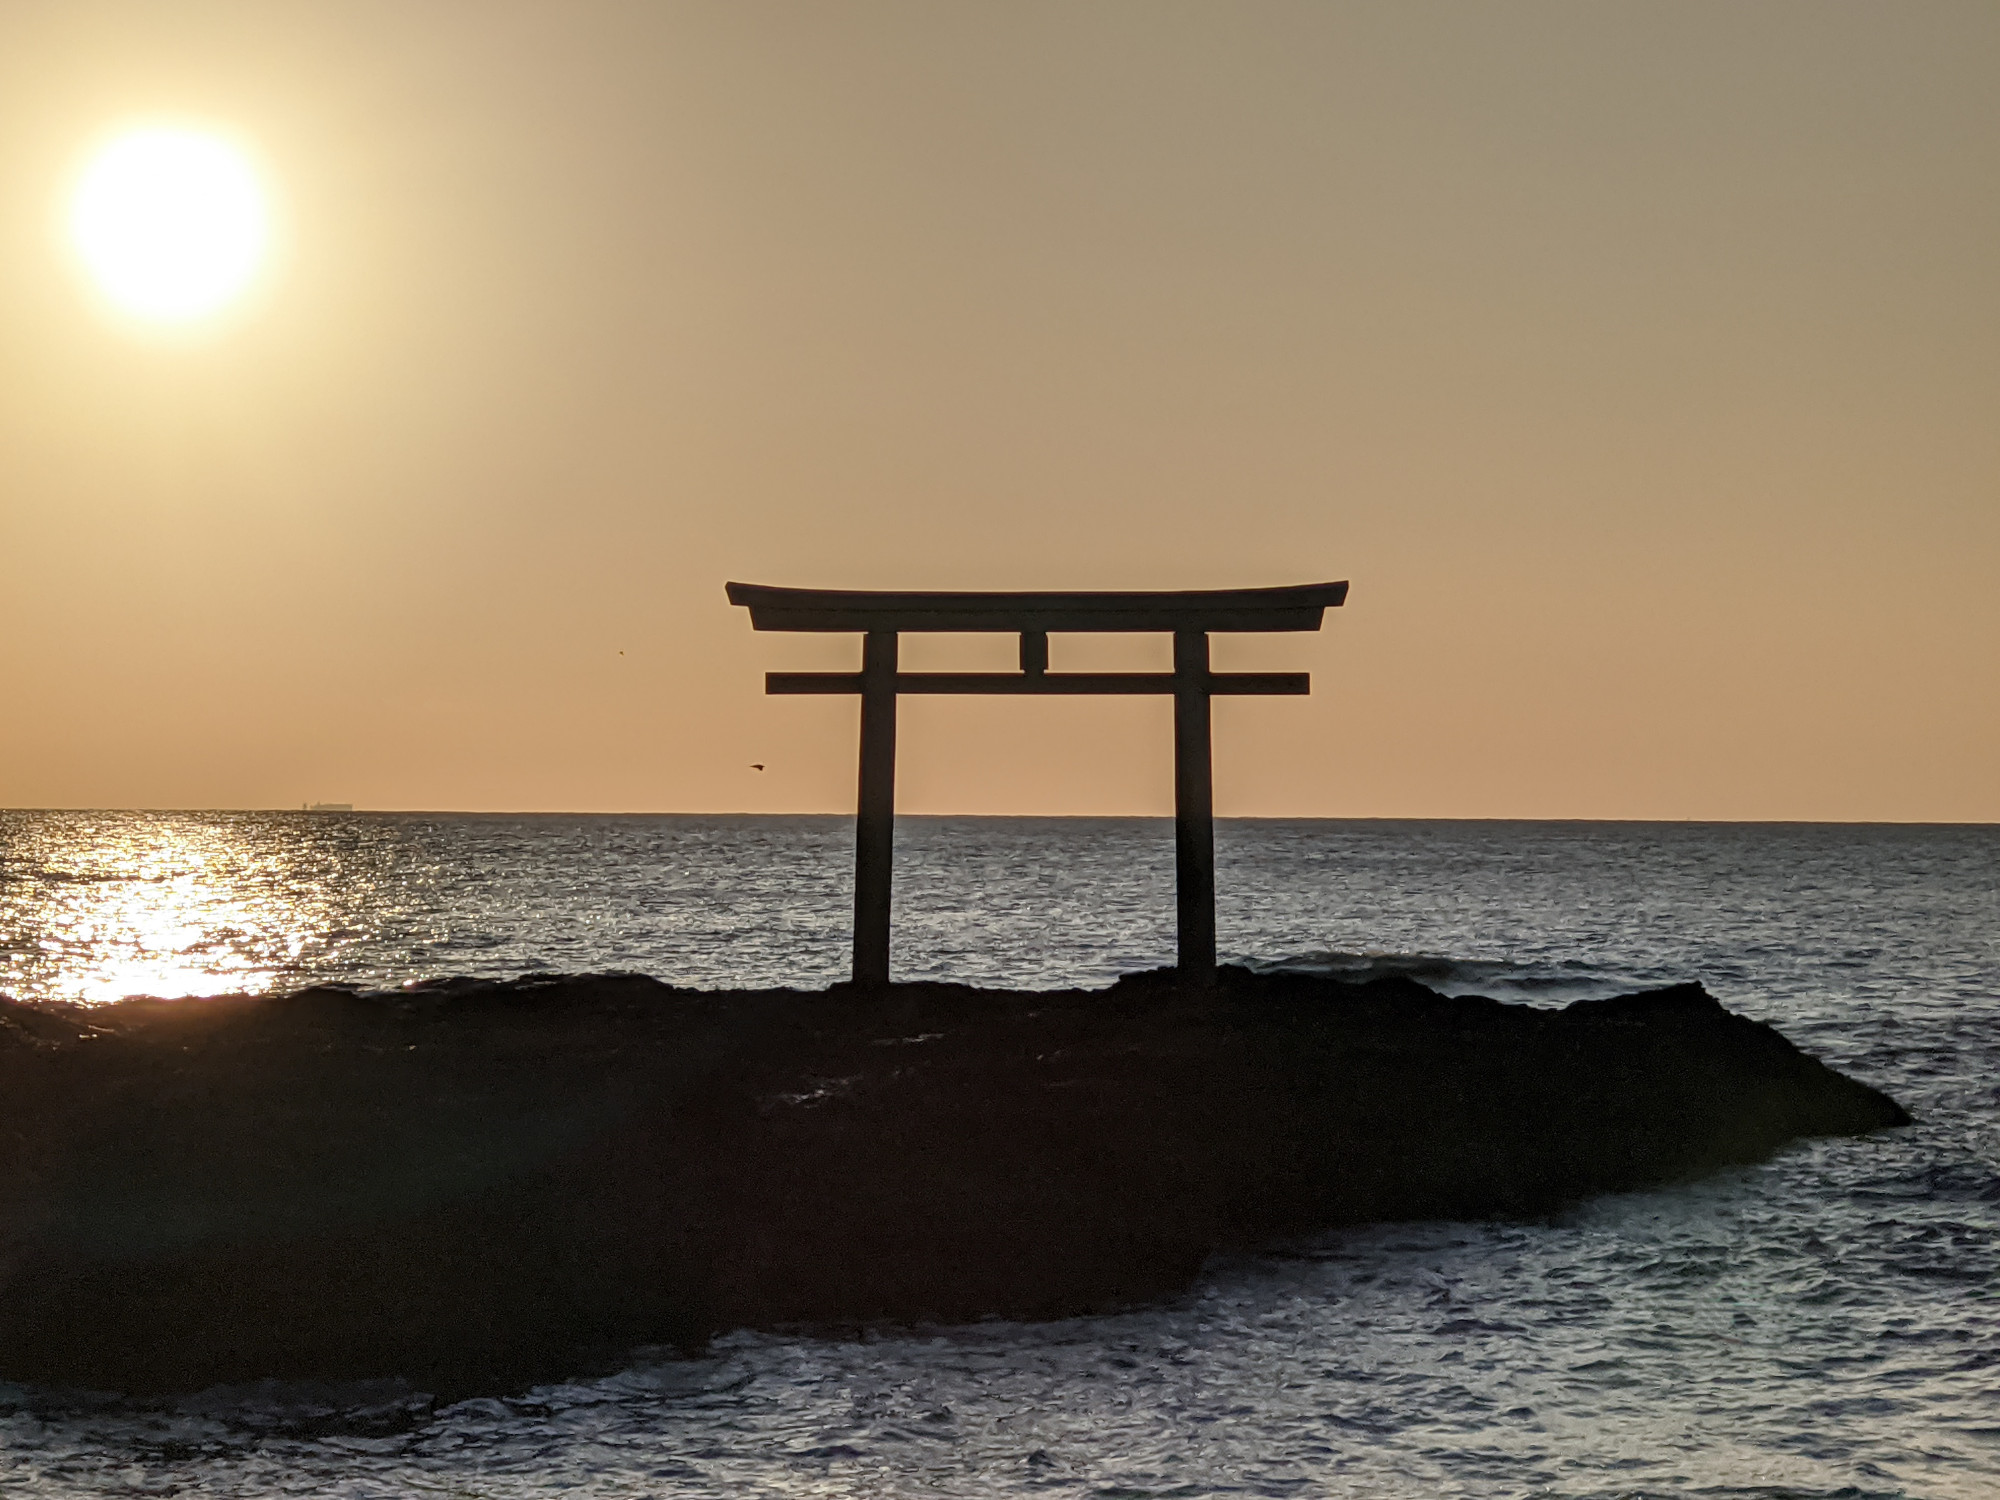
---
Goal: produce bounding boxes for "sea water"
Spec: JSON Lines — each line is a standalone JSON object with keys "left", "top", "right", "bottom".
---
{"left": 1, "top": 811, "right": 1995, "bottom": 1498}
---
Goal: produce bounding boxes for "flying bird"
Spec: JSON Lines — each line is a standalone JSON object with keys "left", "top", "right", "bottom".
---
{"left": 750, "top": 763, "right": 766, "bottom": 771}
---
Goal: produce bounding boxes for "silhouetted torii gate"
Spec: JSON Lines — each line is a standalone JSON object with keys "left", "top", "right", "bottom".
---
{"left": 728, "top": 581, "right": 1348, "bottom": 985}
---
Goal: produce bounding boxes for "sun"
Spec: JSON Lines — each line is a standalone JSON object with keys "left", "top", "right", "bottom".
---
{"left": 70, "top": 125, "right": 271, "bottom": 324}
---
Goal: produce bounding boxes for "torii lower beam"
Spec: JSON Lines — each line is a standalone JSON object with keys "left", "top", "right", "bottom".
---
{"left": 728, "top": 581, "right": 1348, "bottom": 985}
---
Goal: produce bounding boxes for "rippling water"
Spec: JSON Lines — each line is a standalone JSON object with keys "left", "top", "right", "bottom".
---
{"left": 2, "top": 812, "right": 1996, "bottom": 1498}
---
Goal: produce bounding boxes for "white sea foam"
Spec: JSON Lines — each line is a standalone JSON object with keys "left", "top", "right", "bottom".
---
{"left": 1245, "top": 949, "right": 1669, "bottom": 1003}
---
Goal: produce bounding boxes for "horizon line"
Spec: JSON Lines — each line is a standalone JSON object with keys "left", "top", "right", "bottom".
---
{"left": 3, "top": 807, "right": 1996, "bottom": 829}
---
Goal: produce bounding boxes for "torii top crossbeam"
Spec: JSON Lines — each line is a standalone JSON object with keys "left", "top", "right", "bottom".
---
{"left": 728, "top": 580, "right": 1348, "bottom": 984}
{"left": 729, "top": 581, "right": 1347, "bottom": 634}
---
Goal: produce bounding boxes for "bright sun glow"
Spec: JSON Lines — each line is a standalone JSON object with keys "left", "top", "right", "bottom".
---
{"left": 70, "top": 125, "right": 270, "bottom": 323}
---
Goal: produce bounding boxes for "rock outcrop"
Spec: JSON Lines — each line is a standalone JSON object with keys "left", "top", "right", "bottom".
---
{"left": 0, "top": 967, "right": 1907, "bottom": 1396}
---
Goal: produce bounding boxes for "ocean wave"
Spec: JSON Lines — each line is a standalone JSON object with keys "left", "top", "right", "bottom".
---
{"left": 20, "top": 869, "right": 173, "bottom": 886}
{"left": 1244, "top": 950, "right": 1679, "bottom": 1004}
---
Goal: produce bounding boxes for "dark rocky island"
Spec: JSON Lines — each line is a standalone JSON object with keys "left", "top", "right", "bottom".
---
{"left": 0, "top": 967, "right": 1906, "bottom": 1397}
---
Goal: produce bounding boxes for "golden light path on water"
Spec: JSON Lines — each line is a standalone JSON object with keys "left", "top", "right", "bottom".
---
{"left": 1, "top": 813, "right": 373, "bottom": 1005}
{"left": 0, "top": 810, "right": 874, "bottom": 1006}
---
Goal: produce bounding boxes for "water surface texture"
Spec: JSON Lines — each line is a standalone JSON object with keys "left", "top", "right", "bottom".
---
{"left": 2, "top": 812, "right": 1995, "bottom": 1498}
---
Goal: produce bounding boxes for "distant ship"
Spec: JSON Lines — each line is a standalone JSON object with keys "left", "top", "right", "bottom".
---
{"left": 303, "top": 802, "right": 354, "bottom": 813}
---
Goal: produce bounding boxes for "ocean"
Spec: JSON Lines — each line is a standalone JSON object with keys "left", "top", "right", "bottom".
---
{"left": 1, "top": 811, "right": 1995, "bottom": 1498}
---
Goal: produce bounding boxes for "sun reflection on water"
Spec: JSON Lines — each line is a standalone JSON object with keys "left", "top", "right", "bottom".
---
{"left": 1, "top": 811, "right": 379, "bottom": 1005}
{"left": 0, "top": 809, "right": 873, "bottom": 1007}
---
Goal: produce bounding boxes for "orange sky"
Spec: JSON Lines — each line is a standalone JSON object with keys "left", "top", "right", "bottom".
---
{"left": 1, "top": 2, "right": 1995, "bottom": 820}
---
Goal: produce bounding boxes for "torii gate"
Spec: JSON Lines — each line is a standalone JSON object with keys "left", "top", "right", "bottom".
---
{"left": 728, "top": 580, "right": 1348, "bottom": 984}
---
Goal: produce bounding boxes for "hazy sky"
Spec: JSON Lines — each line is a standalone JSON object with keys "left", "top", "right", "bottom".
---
{"left": 2, "top": 2, "right": 1995, "bottom": 819}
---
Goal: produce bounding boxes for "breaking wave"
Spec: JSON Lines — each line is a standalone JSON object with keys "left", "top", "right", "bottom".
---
{"left": 1245, "top": 950, "right": 1687, "bottom": 1005}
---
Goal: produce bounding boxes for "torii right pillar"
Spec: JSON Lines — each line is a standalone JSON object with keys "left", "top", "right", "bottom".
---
{"left": 1173, "top": 628, "right": 1217, "bottom": 975}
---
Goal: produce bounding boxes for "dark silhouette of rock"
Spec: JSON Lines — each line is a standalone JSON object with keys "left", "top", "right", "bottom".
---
{"left": 0, "top": 967, "right": 1906, "bottom": 1396}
